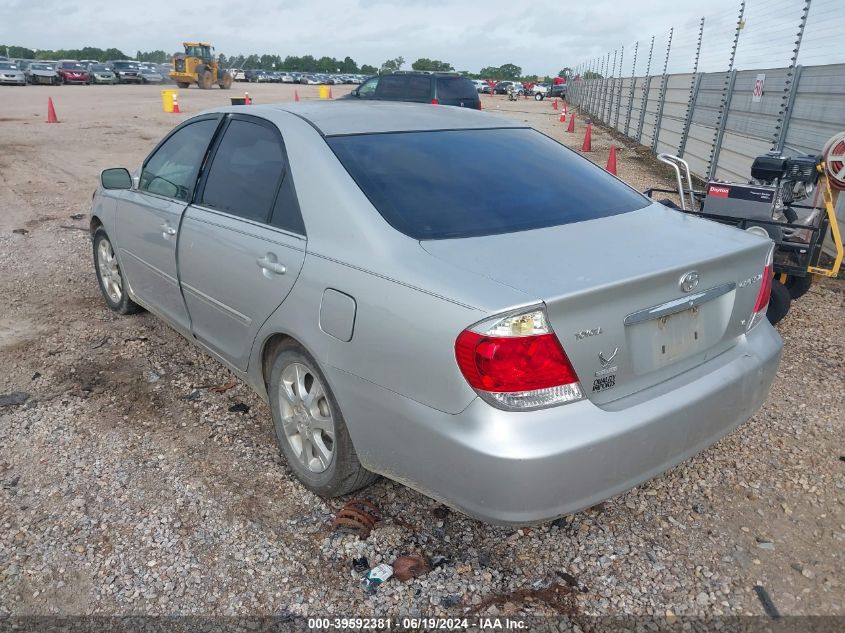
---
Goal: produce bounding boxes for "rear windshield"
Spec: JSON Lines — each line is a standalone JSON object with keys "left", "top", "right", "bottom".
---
{"left": 436, "top": 77, "right": 477, "bottom": 100}
{"left": 328, "top": 128, "right": 649, "bottom": 240}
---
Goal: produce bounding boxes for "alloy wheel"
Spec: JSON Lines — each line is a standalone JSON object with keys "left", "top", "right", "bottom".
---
{"left": 278, "top": 362, "right": 335, "bottom": 473}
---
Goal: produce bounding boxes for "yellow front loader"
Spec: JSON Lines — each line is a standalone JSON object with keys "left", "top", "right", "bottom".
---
{"left": 170, "top": 42, "right": 232, "bottom": 89}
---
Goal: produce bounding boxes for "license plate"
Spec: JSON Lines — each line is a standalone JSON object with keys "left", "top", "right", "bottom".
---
{"left": 627, "top": 305, "right": 715, "bottom": 374}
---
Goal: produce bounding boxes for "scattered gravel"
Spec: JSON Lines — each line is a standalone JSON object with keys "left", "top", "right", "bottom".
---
{"left": 0, "top": 85, "right": 842, "bottom": 618}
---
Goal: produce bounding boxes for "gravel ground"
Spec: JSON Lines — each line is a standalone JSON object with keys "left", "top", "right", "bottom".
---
{"left": 0, "top": 84, "right": 843, "bottom": 619}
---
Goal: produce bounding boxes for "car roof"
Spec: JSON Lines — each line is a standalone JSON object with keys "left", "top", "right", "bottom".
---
{"left": 258, "top": 101, "right": 527, "bottom": 136}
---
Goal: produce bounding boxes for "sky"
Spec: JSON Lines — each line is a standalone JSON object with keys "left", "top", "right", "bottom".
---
{"left": 1, "top": 0, "right": 839, "bottom": 75}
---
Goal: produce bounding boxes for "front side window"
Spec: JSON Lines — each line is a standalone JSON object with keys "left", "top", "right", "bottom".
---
{"left": 139, "top": 119, "right": 217, "bottom": 202}
{"left": 328, "top": 128, "right": 650, "bottom": 240}
{"left": 357, "top": 77, "right": 378, "bottom": 98}
{"left": 201, "top": 119, "right": 285, "bottom": 223}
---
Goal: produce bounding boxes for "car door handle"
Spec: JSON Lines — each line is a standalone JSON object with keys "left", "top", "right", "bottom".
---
{"left": 256, "top": 256, "right": 286, "bottom": 275}
{"left": 160, "top": 223, "right": 176, "bottom": 237}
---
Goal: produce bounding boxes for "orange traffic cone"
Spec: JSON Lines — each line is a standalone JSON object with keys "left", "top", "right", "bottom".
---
{"left": 553, "top": 98, "right": 558, "bottom": 110}
{"left": 559, "top": 112, "right": 566, "bottom": 123}
{"left": 294, "top": 89, "right": 300, "bottom": 102}
{"left": 581, "top": 123, "right": 592, "bottom": 151}
{"left": 172, "top": 95, "right": 181, "bottom": 114}
{"left": 244, "top": 92, "right": 251, "bottom": 105}
{"left": 46, "top": 97, "right": 58, "bottom": 123}
{"left": 328, "top": 87, "right": 333, "bottom": 99}
{"left": 567, "top": 114, "right": 576, "bottom": 133}
{"left": 606, "top": 144, "right": 618, "bottom": 175}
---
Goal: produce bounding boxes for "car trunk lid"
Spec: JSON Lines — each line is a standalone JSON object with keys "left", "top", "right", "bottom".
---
{"left": 421, "top": 205, "right": 771, "bottom": 405}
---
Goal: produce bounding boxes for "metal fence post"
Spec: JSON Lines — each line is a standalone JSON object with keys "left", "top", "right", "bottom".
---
{"left": 774, "top": 0, "right": 810, "bottom": 151}
{"left": 636, "top": 36, "right": 655, "bottom": 143}
{"left": 709, "top": 69, "right": 738, "bottom": 180}
{"left": 652, "top": 28, "right": 674, "bottom": 152}
{"left": 707, "top": 0, "right": 744, "bottom": 180}
{"left": 614, "top": 45, "right": 625, "bottom": 131}
{"left": 679, "top": 74, "right": 702, "bottom": 157}
{"left": 605, "top": 49, "right": 617, "bottom": 123}
{"left": 603, "top": 51, "right": 613, "bottom": 121}
{"left": 624, "top": 41, "right": 639, "bottom": 137}
{"left": 679, "top": 17, "right": 705, "bottom": 157}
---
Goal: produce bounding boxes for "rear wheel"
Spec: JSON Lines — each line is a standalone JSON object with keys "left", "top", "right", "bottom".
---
{"left": 219, "top": 72, "right": 232, "bottom": 89}
{"left": 785, "top": 274, "right": 813, "bottom": 300}
{"left": 176, "top": 81, "right": 191, "bottom": 89}
{"left": 535, "top": 93, "right": 543, "bottom": 101}
{"left": 268, "top": 341, "right": 377, "bottom": 497}
{"left": 766, "top": 279, "right": 791, "bottom": 325}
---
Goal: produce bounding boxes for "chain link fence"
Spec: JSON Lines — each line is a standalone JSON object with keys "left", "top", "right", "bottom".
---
{"left": 568, "top": 0, "right": 844, "bottom": 248}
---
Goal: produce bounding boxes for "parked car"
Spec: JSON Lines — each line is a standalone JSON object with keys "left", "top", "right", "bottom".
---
{"left": 278, "top": 72, "right": 295, "bottom": 83}
{"left": 300, "top": 75, "right": 320, "bottom": 85}
{"left": 472, "top": 79, "right": 491, "bottom": 94}
{"left": 493, "top": 80, "right": 524, "bottom": 95}
{"left": 140, "top": 68, "right": 164, "bottom": 84}
{"left": 108, "top": 61, "right": 143, "bottom": 84}
{"left": 24, "top": 62, "right": 60, "bottom": 85}
{"left": 346, "top": 72, "right": 480, "bottom": 109}
{"left": 529, "top": 83, "right": 551, "bottom": 100}
{"left": 0, "top": 61, "right": 26, "bottom": 86}
{"left": 56, "top": 60, "right": 91, "bottom": 84}
{"left": 87, "top": 63, "right": 118, "bottom": 85}
{"left": 87, "top": 102, "right": 783, "bottom": 524}
{"left": 231, "top": 69, "right": 247, "bottom": 82}
{"left": 548, "top": 83, "right": 567, "bottom": 99}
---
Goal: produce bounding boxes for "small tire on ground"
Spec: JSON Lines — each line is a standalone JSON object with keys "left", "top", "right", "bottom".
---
{"left": 267, "top": 340, "right": 378, "bottom": 497}
{"left": 766, "top": 279, "right": 791, "bottom": 325}
{"left": 92, "top": 227, "right": 141, "bottom": 315}
{"left": 219, "top": 72, "right": 233, "bottom": 89}
{"left": 176, "top": 81, "right": 191, "bottom": 89}
{"left": 784, "top": 274, "right": 813, "bottom": 300}
{"left": 535, "top": 93, "right": 543, "bottom": 100}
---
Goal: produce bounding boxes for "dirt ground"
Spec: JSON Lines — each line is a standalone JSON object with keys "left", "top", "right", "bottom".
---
{"left": 0, "top": 83, "right": 843, "bottom": 620}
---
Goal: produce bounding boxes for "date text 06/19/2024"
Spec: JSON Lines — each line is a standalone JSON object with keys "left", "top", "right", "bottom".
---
{"left": 307, "top": 617, "right": 527, "bottom": 630}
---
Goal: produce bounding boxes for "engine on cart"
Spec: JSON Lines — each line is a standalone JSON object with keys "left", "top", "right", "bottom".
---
{"left": 702, "top": 151, "right": 822, "bottom": 238}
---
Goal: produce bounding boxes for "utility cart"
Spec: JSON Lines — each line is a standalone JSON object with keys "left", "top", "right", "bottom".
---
{"left": 644, "top": 134, "right": 844, "bottom": 325}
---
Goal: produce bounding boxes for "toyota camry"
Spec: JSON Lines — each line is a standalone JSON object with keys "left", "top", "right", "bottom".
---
{"left": 89, "top": 102, "right": 782, "bottom": 524}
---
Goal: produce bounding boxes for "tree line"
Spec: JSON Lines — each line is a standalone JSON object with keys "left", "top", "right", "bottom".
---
{"left": 2, "top": 44, "right": 576, "bottom": 81}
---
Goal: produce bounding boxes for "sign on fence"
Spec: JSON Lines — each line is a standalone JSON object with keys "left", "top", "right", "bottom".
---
{"left": 752, "top": 73, "right": 765, "bottom": 103}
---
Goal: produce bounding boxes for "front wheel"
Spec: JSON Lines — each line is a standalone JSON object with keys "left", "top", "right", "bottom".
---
{"left": 268, "top": 341, "right": 377, "bottom": 497}
{"left": 93, "top": 228, "right": 141, "bottom": 315}
{"left": 535, "top": 93, "right": 543, "bottom": 101}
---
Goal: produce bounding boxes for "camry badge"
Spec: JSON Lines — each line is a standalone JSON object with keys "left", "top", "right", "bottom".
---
{"left": 679, "top": 271, "right": 700, "bottom": 293}
{"left": 598, "top": 347, "right": 619, "bottom": 367}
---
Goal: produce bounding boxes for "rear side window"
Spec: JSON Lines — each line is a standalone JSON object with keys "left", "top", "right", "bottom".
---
{"left": 436, "top": 77, "right": 477, "bottom": 100}
{"left": 405, "top": 75, "right": 431, "bottom": 100}
{"left": 374, "top": 75, "right": 407, "bottom": 99}
{"left": 328, "top": 128, "right": 650, "bottom": 240}
{"left": 202, "top": 119, "right": 284, "bottom": 223}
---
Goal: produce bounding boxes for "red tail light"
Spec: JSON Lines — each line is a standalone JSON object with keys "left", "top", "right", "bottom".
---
{"left": 748, "top": 247, "right": 774, "bottom": 331}
{"left": 431, "top": 98, "right": 439, "bottom": 105}
{"left": 455, "top": 308, "right": 583, "bottom": 410}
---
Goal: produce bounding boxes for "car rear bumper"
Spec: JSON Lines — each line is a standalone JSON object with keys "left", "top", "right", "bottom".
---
{"left": 329, "top": 322, "right": 782, "bottom": 525}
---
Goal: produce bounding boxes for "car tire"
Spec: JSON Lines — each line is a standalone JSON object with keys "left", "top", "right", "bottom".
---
{"left": 766, "top": 279, "right": 791, "bottom": 325}
{"left": 268, "top": 341, "right": 378, "bottom": 497}
{"left": 93, "top": 228, "right": 141, "bottom": 315}
{"left": 784, "top": 274, "right": 813, "bottom": 300}
{"left": 219, "top": 72, "right": 233, "bottom": 89}
{"left": 535, "top": 93, "right": 543, "bottom": 101}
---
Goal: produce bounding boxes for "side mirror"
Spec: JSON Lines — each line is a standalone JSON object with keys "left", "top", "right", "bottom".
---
{"left": 101, "top": 168, "right": 132, "bottom": 190}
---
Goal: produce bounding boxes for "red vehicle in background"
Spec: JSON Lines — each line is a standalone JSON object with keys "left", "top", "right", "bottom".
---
{"left": 56, "top": 60, "right": 91, "bottom": 85}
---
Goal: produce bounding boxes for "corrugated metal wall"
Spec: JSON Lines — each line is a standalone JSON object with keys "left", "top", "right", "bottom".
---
{"left": 571, "top": 61, "right": 844, "bottom": 255}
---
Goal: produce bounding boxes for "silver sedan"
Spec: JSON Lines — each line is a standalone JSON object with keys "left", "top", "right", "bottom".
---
{"left": 0, "top": 61, "right": 26, "bottom": 85}
{"left": 89, "top": 102, "right": 782, "bottom": 524}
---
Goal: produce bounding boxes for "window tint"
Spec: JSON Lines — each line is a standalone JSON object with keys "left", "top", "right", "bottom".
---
{"left": 328, "top": 128, "right": 650, "bottom": 240}
{"left": 436, "top": 77, "right": 476, "bottom": 100}
{"left": 270, "top": 176, "right": 306, "bottom": 235}
{"left": 405, "top": 75, "right": 431, "bottom": 100}
{"left": 201, "top": 119, "right": 285, "bottom": 223}
{"left": 139, "top": 119, "right": 217, "bottom": 201}
{"left": 374, "top": 75, "right": 406, "bottom": 99}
